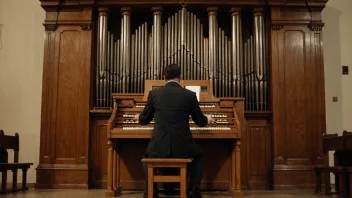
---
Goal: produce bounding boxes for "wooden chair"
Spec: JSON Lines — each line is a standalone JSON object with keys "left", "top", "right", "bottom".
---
{"left": 346, "top": 167, "right": 352, "bottom": 198}
{"left": 314, "top": 133, "right": 346, "bottom": 196}
{"left": 314, "top": 165, "right": 346, "bottom": 196}
{"left": 0, "top": 130, "right": 33, "bottom": 193}
{"left": 141, "top": 158, "right": 193, "bottom": 198}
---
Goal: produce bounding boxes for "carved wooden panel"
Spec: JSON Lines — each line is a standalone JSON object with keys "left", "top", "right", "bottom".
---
{"left": 272, "top": 26, "right": 322, "bottom": 163}
{"left": 53, "top": 26, "right": 91, "bottom": 165}
{"left": 39, "top": 25, "right": 92, "bottom": 164}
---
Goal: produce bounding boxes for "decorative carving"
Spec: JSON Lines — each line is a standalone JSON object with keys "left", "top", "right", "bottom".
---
{"left": 308, "top": 22, "right": 324, "bottom": 31}
{"left": 271, "top": 23, "right": 283, "bottom": 30}
{"left": 44, "top": 24, "right": 57, "bottom": 31}
{"left": 81, "top": 24, "right": 92, "bottom": 31}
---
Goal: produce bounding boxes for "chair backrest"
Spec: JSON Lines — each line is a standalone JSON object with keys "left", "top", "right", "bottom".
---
{"left": 322, "top": 133, "right": 342, "bottom": 152}
{"left": 0, "top": 130, "right": 19, "bottom": 163}
{"left": 342, "top": 130, "right": 352, "bottom": 149}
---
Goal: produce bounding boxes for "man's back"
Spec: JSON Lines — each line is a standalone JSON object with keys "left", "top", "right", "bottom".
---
{"left": 138, "top": 64, "right": 215, "bottom": 198}
{"left": 139, "top": 81, "right": 208, "bottom": 158}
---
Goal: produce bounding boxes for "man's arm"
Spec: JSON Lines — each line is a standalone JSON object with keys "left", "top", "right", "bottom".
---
{"left": 190, "top": 92, "right": 208, "bottom": 127}
{"left": 138, "top": 91, "right": 155, "bottom": 125}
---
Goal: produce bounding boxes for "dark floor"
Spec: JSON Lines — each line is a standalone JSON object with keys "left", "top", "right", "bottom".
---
{"left": 1, "top": 189, "right": 334, "bottom": 198}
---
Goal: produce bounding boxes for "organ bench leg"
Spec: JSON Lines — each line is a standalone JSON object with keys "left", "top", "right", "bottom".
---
{"left": 105, "top": 139, "right": 121, "bottom": 197}
{"left": 229, "top": 139, "right": 243, "bottom": 197}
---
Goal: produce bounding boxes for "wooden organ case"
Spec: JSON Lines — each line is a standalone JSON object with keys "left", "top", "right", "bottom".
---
{"left": 36, "top": 0, "right": 328, "bottom": 194}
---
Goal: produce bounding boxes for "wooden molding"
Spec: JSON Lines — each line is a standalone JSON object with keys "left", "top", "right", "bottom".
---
{"left": 81, "top": 23, "right": 92, "bottom": 31}
{"left": 271, "top": 23, "right": 283, "bottom": 30}
{"left": 39, "top": 0, "right": 328, "bottom": 8}
{"left": 308, "top": 22, "right": 325, "bottom": 31}
{"left": 43, "top": 23, "right": 57, "bottom": 31}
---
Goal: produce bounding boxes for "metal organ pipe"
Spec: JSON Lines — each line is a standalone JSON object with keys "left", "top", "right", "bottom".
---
{"left": 152, "top": 7, "right": 163, "bottom": 80}
{"left": 231, "top": 8, "right": 243, "bottom": 98}
{"left": 187, "top": 11, "right": 191, "bottom": 80}
{"left": 119, "top": 17, "right": 124, "bottom": 92}
{"left": 144, "top": 22, "right": 150, "bottom": 92}
{"left": 121, "top": 7, "right": 131, "bottom": 93}
{"left": 253, "top": 8, "right": 266, "bottom": 111}
{"left": 97, "top": 8, "right": 109, "bottom": 107}
{"left": 93, "top": 7, "right": 269, "bottom": 112}
{"left": 207, "top": 7, "right": 218, "bottom": 96}
{"left": 180, "top": 9, "right": 184, "bottom": 75}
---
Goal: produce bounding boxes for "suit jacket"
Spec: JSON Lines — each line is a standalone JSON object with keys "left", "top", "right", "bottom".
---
{"left": 139, "top": 81, "right": 208, "bottom": 158}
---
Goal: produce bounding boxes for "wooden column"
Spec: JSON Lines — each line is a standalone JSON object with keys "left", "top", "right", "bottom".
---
{"left": 35, "top": 3, "right": 93, "bottom": 189}
{"left": 270, "top": 6, "right": 326, "bottom": 189}
{"left": 105, "top": 140, "right": 120, "bottom": 197}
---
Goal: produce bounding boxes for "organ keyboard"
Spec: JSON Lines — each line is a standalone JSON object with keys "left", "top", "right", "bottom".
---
{"left": 108, "top": 80, "right": 242, "bottom": 139}
{"left": 105, "top": 80, "right": 244, "bottom": 197}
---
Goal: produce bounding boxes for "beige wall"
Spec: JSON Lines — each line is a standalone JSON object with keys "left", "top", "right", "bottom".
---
{"left": 0, "top": 0, "right": 45, "bottom": 183}
{"left": 322, "top": 0, "right": 352, "bottom": 172}
{"left": 0, "top": 0, "right": 350, "bottom": 184}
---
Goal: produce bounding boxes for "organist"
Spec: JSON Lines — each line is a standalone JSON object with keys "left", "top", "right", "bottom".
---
{"left": 133, "top": 64, "right": 216, "bottom": 198}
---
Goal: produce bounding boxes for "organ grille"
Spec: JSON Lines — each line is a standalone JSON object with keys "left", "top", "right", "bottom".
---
{"left": 95, "top": 7, "right": 269, "bottom": 111}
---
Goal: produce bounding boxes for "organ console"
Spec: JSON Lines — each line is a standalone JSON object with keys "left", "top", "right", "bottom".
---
{"left": 105, "top": 80, "right": 244, "bottom": 197}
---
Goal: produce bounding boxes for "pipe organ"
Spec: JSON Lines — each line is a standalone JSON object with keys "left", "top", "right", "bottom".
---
{"left": 95, "top": 6, "right": 269, "bottom": 111}
{"left": 37, "top": 0, "right": 328, "bottom": 193}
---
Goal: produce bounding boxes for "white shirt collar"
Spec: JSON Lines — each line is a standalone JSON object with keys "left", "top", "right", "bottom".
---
{"left": 167, "top": 80, "right": 180, "bottom": 85}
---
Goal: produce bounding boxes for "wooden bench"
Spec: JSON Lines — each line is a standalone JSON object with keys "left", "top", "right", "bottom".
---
{"left": 141, "top": 158, "right": 193, "bottom": 198}
{"left": 0, "top": 130, "right": 33, "bottom": 193}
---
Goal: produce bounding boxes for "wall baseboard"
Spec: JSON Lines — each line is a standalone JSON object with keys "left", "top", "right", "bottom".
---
{"left": 6, "top": 183, "right": 337, "bottom": 191}
{"left": 6, "top": 183, "right": 35, "bottom": 188}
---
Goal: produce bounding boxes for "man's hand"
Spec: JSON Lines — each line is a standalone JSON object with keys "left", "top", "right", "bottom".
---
{"left": 206, "top": 115, "right": 216, "bottom": 124}
{"left": 133, "top": 114, "right": 140, "bottom": 121}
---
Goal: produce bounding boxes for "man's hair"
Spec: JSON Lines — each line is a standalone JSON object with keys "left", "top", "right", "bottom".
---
{"left": 163, "top": 64, "right": 181, "bottom": 80}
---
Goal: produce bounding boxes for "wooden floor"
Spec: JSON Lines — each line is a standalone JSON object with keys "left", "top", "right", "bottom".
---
{"left": 1, "top": 189, "right": 333, "bottom": 198}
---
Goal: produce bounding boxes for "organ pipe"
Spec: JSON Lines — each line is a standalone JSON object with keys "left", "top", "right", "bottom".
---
{"left": 94, "top": 7, "right": 269, "bottom": 111}
{"left": 97, "top": 8, "right": 109, "bottom": 108}
{"left": 207, "top": 7, "right": 218, "bottom": 96}
{"left": 253, "top": 8, "right": 266, "bottom": 111}
{"left": 231, "top": 8, "right": 243, "bottom": 97}
{"left": 152, "top": 7, "right": 163, "bottom": 80}
{"left": 121, "top": 7, "right": 131, "bottom": 93}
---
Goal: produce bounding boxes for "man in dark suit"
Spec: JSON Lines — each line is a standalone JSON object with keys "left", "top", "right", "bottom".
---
{"left": 133, "top": 64, "right": 215, "bottom": 198}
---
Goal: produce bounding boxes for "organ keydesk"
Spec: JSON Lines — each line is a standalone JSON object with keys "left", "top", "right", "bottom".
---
{"left": 106, "top": 80, "right": 244, "bottom": 197}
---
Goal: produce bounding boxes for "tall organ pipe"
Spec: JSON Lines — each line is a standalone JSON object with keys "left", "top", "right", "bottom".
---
{"left": 97, "top": 7, "right": 109, "bottom": 107}
{"left": 207, "top": 7, "right": 218, "bottom": 96}
{"left": 231, "top": 8, "right": 243, "bottom": 97}
{"left": 152, "top": 7, "right": 163, "bottom": 80}
{"left": 121, "top": 7, "right": 131, "bottom": 93}
{"left": 253, "top": 8, "right": 265, "bottom": 111}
